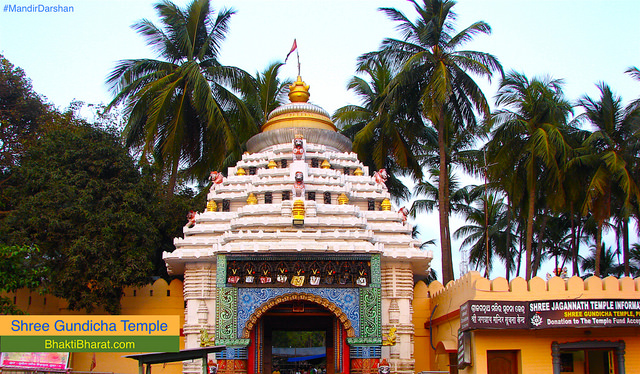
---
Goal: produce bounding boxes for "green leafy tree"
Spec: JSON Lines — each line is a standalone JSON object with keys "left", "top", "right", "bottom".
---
{"left": 107, "top": 0, "right": 255, "bottom": 195}
{"left": 0, "top": 245, "right": 47, "bottom": 314}
{"left": 486, "top": 71, "right": 572, "bottom": 279}
{"left": 365, "top": 0, "right": 502, "bottom": 283}
{"left": 1, "top": 124, "right": 160, "bottom": 313}
{"left": 0, "top": 54, "right": 51, "bottom": 174}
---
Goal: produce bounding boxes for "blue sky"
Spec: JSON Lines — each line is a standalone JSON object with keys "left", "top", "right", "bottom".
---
{"left": 1, "top": 0, "right": 639, "bottom": 278}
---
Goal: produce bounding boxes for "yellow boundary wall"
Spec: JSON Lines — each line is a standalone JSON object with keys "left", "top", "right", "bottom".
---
{"left": 3, "top": 279, "right": 185, "bottom": 374}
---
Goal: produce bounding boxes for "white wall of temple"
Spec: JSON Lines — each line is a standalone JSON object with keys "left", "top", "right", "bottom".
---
{"left": 183, "top": 262, "right": 217, "bottom": 349}
{"left": 381, "top": 261, "right": 416, "bottom": 374}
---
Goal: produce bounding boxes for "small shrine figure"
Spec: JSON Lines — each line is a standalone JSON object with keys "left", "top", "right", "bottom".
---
{"left": 293, "top": 135, "right": 305, "bottom": 160}
{"left": 227, "top": 261, "right": 240, "bottom": 284}
{"left": 377, "top": 359, "right": 391, "bottom": 374}
{"left": 356, "top": 261, "right": 368, "bottom": 286}
{"left": 382, "top": 327, "right": 397, "bottom": 346}
{"left": 209, "top": 171, "right": 224, "bottom": 189}
{"left": 208, "top": 361, "right": 218, "bottom": 374}
{"left": 309, "top": 262, "right": 321, "bottom": 286}
{"left": 276, "top": 262, "right": 288, "bottom": 283}
{"left": 373, "top": 169, "right": 388, "bottom": 185}
{"left": 398, "top": 207, "right": 409, "bottom": 224}
{"left": 244, "top": 263, "right": 256, "bottom": 284}
{"left": 259, "top": 263, "right": 272, "bottom": 284}
{"left": 186, "top": 211, "right": 197, "bottom": 228}
{"left": 200, "top": 328, "right": 215, "bottom": 347}
{"left": 291, "top": 262, "right": 305, "bottom": 287}
{"left": 339, "top": 262, "right": 352, "bottom": 285}
{"left": 323, "top": 262, "right": 336, "bottom": 285}
{"left": 293, "top": 171, "right": 305, "bottom": 198}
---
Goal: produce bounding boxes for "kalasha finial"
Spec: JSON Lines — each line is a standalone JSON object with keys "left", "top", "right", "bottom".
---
{"left": 289, "top": 76, "right": 310, "bottom": 102}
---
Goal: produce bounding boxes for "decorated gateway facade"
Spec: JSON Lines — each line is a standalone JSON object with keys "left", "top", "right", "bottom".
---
{"left": 163, "top": 77, "right": 433, "bottom": 374}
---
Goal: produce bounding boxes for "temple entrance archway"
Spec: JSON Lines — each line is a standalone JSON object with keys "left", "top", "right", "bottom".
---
{"left": 246, "top": 297, "right": 351, "bottom": 374}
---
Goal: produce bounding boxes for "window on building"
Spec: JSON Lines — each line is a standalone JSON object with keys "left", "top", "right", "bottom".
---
{"left": 281, "top": 159, "right": 288, "bottom": 168}
{"left": 282, "top": 191, "right": 291, "bottom": 201}
{"left": 265, "top": 192, "right": 273, "bottom": 204}
{"left": 307, "top": 191, "right": 316, "bottom": 201}
{"left": 343, "top": 167, "right": 350, "bottom": 175}
{"left": 324, "top": 192, "right": 331, "bottom": 204}
{"left": 311, "top": 158, "right": 319, "bottom": 168}
{"left": 368, "top": 199, "right": 375, "bottom": 211}
{"left": 223, "top": 199, "right": 230, "bottom": 212}
{"left": 249, "top": 167, "right": 257, "bottom": 175}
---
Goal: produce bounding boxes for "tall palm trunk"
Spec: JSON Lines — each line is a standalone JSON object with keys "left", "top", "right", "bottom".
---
{"left": 595, "top": 221, "right": 603, "bottom": 277}
{"left": 623, "top": 218, "right": 630, "bottom": 276}
{"left": 167, "top": 158, "right": 179, "bottom": 197}
{"left": 525, "top": 170, "right": 536, "bottom": 280}
{"left": 438, "top": 112, "right": 454, "bottom": 284}
{"left": 570, "top": 203, "right": 579, "bottom": 276}
{"left": 504, "top": 195, "right": 514, "bottom": 280}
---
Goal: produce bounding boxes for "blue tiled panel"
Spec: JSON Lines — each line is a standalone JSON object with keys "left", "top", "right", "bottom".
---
{"left": 236, "top": 287, "right": 360, "bottom": 337}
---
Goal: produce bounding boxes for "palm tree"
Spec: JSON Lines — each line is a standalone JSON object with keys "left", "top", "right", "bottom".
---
{"left": 626, "top": 66, "right": 640, "bottom": 111}
{"left": 580, "top": 244, "right": 623, "bottom": 278}
{"left": 485, "top": 71, "right": 573, "bottom": 280}
{"left": 107, "top": 0, "right": 255, "bottom": 195}
{"left": 411, "top": 166, "right": 477, "bottom": 221}
{"left": 453, "top": 193, "right": 513, "bottom": 278}
{"left": 572, "top": 83, "right": 640, "bottom": 276}
{"left": 246, "top": 62, "right": 292, "bottom": 126}
{"left": 215, "top": 61, "right": 293, "bottom": 171}
{"left": 333, "top": 58, "right": 428, "bottom": 200}
{"left": 363, "top": 0, "right": 502, "bottom": 284}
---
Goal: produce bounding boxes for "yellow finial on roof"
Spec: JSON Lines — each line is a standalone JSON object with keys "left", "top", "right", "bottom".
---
{"left": 289, "top": 76, "right": 310, "bottom": 102}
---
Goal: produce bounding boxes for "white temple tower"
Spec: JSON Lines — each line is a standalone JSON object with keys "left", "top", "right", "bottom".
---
{"left": 164, "top": 76, "right": 433, "bottom": 374}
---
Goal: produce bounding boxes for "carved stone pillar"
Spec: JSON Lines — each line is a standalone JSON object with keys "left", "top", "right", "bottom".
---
{"left": 183, "top": 262, "right": 217, "bottom": 374}
{"left": 381, "top": 262, "right": 415, "bottom": 374}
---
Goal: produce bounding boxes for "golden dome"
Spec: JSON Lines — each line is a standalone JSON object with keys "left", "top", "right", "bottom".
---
{"left": 289, "top": 76, "right": 310, "bottom": 102}
{"left": 261, "top": 76, "right": 337, "bottom": 133}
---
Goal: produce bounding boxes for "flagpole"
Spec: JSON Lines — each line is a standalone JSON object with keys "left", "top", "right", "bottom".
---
{"left": 296, "top": 48, "right": 301, "bottom": 77}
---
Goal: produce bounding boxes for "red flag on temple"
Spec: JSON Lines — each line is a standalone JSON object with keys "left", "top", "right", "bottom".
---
{"left": 285, "top": 39, "right": 297, "bottom": 62}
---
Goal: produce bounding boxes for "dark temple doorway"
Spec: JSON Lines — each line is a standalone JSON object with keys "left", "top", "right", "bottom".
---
{"left": 261, "top": 301, "right": 336, "bottom": 374}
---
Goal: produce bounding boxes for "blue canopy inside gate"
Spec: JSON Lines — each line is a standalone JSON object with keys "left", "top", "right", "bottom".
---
{"left": 287, "top": 354, "right": 326, "bottom": 362}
